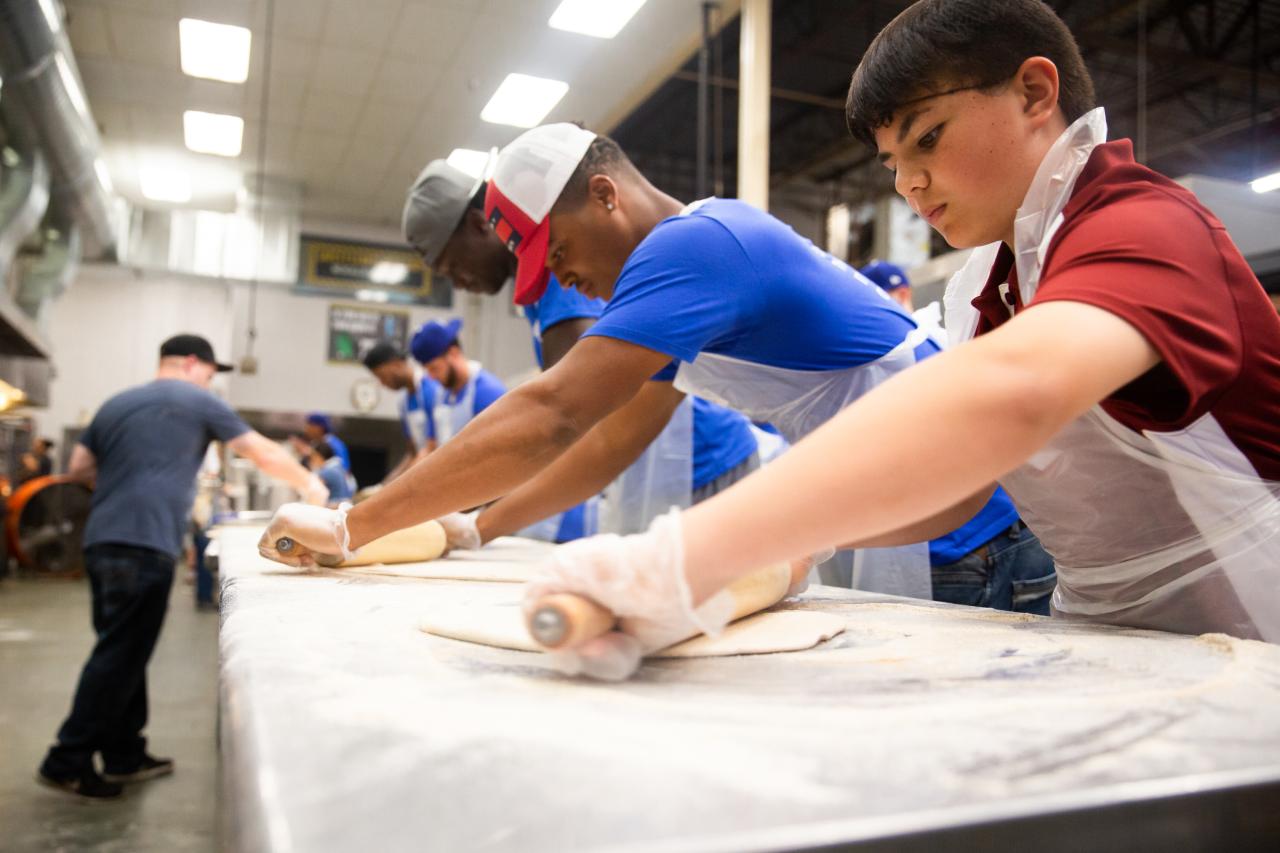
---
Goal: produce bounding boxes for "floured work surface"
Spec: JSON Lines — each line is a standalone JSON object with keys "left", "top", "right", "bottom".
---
{"left": 216, "top": 535, "right": 1280, "bottom": 853}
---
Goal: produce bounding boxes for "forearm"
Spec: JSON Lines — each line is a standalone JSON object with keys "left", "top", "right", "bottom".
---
{"left": 680, "top": 350, "right": 1079, "bottom": 603}
{"left": 835, "top": 484, "right": 997, "bottom": 550}
{"left": 346, "top": 383, "right": 589, "bottom": 548}
{"left": 247, "top": 440, "right": 317, "bottom": 493}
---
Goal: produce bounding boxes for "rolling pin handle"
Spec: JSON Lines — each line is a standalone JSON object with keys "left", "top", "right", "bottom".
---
{"left": 527, "top": 593, "right": 616, "bottom": 650}
{"left": 275, "top": 537, "right": 295, "bottom": 554}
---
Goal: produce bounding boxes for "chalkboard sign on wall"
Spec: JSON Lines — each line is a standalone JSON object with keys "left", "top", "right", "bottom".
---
{"left": 327, "top": 304, "right": 409, "bottom": 364}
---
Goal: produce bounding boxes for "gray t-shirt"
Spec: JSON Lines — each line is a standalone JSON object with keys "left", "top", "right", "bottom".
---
{"left": 81, "top": 379, "right": 250, "bottom": 557}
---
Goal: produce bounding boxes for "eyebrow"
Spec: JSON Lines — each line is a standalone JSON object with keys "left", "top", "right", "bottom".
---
{"left": 896, "top": 106, "right": 931, "bottom": 143}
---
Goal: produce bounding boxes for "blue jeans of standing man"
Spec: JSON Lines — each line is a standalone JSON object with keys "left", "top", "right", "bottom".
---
{"left": 41, "top": 543, "right": 174, "bottom": 776}
{"left": 930, "top": 521, "right": 1057, "bottom": 614}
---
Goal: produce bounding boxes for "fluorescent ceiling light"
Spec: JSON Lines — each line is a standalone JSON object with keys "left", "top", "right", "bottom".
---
{"left": 140, "top": 165, "right": 192, "bottom": 203}
{"left": 480, "top": 74, "right": 569, "bottom": 128}
{"left": 184, "top": 110, "right": 244, "bottom": 157}
{"left": 94, "top": 157, "right": 114, "bottom": 195}
{"left": 549, "top": 0, "right": 647, "bottom": 38}
{"left": 369, "top": 262, "right": 409, "bottom": 285}
{"left": 179, "top": 18, "right": 252, "bottom": 84}
{"left": 446, "top": 148, "right": 489, "bottom": 179}
{"left": 1251, "top": 170, "right": 1280, "bottom": 194}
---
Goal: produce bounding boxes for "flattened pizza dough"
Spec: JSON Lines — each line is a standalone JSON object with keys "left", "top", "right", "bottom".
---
{"left": 420, "top": 605, "right": 846, "bottom": 658}
{"left": 338, "top": 537, "right": 554, "bottom": 582}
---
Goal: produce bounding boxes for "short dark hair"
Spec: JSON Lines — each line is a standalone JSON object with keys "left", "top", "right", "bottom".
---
{"left": 846, "top": 0, "right": 1095, "bottom": 148}
{"left": 362, "top": 341, "right": 404, "bottom": 370}
{"left": 314, "top": 439, "right": 337, "bottom": 461}
{"left": 556, "top": 135, "right": 635, "bottom": 210}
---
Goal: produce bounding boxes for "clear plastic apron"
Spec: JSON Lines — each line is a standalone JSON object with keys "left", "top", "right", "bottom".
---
{"left": 674, "top": 318, "right": 934, "bottom": 600}
{"left": 433, "top": 360, "right": 486, "bottom": 446}
{"left": 599, "top": 395, "right": 694, "bottom": 535}
{"left": 944, "top": 107, "right": 1280, "bottom": 641}
{"left": 399, "top": 365, "right": 434, "bottom": 452}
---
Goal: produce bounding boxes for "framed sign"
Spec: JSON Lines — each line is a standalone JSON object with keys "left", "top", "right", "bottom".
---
{"left": 327, "top": 303, "right": 409, "bottom": 364}
{"left": 299, "top": 234, "right": 453, "bottom": 307}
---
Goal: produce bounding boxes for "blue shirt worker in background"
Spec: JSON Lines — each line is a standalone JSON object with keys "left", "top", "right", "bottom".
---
{"left": 361, "top": 341, "right": 439, "bottom": 483}
{"left": 398, "top": 159, "right": 759, "bottom": 546}
{"left": 860, "top": 259, "right": 946, "bottom": 347}
{"left": 39, "top": 334, "right": 325, "bottom": 799}
{"left": 409, "top": 318, "right": 505, "bottom": 445}
{"left": 302, "top": 413, "right": 351, "bottom": 472}
{"left": 261, "top": 125, "right": 1053, "bottom": 613}
{"left": 310, "top": 439, "right": 356, "bottom": 505}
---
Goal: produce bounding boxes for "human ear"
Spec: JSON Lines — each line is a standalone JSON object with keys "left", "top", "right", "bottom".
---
{"left": 588, "top": 174, "right": 618, "bottom": 212}
{"left": 1015, "top": 56, "right": 1061, "bottom": 128}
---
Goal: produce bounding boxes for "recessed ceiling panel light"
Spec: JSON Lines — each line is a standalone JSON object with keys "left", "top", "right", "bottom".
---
{"left": 549, "top": 0, "right": 647, "bottom": 38}
{"left": 184, "top": 110, "right": 244, "bottom": 157}
{"left": 1251, "top": 170, "right": 1280, "bottom": 194}
{"left": 446, "top": 148, "right": 489, "bottom": 179}
{"left": 480, "top": 74, "right": 569, "bottom": 128}
{"left": 179, "top": 18, "right": 252, "bottom": 84}
{"left": 140, "top": 165, "right": 192, "bottom": 203}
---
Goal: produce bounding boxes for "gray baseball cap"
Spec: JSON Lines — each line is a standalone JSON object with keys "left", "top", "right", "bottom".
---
{"left": 401, "top": 160, "right": 481, "bottom": 266}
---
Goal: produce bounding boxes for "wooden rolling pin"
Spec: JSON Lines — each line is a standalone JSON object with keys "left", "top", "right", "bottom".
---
{"left": 275, "top": 519, "right": 447, "bottom": 567}
{"left": 527, "top": 562, "right": 794, "bottom": 650}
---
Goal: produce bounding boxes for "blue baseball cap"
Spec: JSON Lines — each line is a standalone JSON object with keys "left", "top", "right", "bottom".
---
{"left": 411, "top": 318, "right": 463, "bottom": 364}
{"left": 859, "top": 260, "right": 909, "bottom": 292}
{"left": 305, "top": 413, "right": 333, "bottom": 432}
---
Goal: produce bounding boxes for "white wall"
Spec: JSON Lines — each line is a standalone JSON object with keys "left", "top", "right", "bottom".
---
{"left": 32, "top": 262, "right": 538, "bottom": 440}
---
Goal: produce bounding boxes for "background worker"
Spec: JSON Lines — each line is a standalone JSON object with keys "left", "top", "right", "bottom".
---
{"left": 310, "top": 439, "right": 356, "bottom": 505}
{"left": 302, "top": 413, "right": 351, "bottom": 472}
{"left": 860, "top": 260, "right": 946, "bottom": 347}
{"left": 260, "top": 125, "right": 1050, "bottom": 614}
{"left": 361, "top": 341, "right": 439, "bottom": 483}
{"left": 39, "top": 334, "right": 325, "bottom": 797}
{"left": 409, "top": 318, "right": 505, "bottom": 446}
{"left": 519, "top": 0, "right": 1280, "bottom": 678}
{"left": 400, "top": 159, "right": 761, "bottom": 544}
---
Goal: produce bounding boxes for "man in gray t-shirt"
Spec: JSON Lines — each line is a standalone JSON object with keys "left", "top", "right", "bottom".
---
{"left": 38, "top": 334, "right": 326, "bottom": 799}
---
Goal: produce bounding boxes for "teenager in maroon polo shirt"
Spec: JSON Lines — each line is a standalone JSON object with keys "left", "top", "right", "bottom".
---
{"left": 515, "top": 0, "right": 1280, "bottom": 680}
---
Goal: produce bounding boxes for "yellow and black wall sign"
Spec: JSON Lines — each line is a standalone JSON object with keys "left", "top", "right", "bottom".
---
{"left": 298, "top": 234, "right": 452, "bottom": 307}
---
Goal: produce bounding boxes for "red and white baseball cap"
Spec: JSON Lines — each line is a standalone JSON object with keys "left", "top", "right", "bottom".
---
{"left": 484, "top": 123, "right": 597, "bottom": 306}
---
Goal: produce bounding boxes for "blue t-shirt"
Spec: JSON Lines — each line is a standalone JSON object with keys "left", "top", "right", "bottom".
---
{"left": 526, "top": 280, "right": 757, "bottom": 490}
{"left": 323, "top": 433, "right": 352, "bottom": 472}
{"left": 400, "top": 373, "right": 439, "bottom": 444}
{"left": 317, "top": 456, "right": 355, "bottom": 502}
{"left": 82, "top": 379, "right": 250, "bottom": 558}
{"left": 583, "top": 198, "right": 1018, "bottom": 561}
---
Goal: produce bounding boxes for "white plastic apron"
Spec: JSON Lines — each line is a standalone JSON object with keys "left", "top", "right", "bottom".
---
{"left": 943, "top": 107, "right": 1280, "bottom": 641}
{"left": 671, "top": 197, "right": 933, "bottom": 598}
{"left": 399, "top": 365, "right": 434, "bottom": 452}
{"left": 433, "top": 359, "right": 486, "bottom": 446}
{"left": 599, "top": 395, "right": 694, "bottom": 535}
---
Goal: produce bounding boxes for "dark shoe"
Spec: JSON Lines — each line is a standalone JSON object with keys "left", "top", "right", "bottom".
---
{"left": 102, "top": 754, "right": 174, "bottom": 783}
{"left": 36, "top": 767, "right": 124, "bottom": 800}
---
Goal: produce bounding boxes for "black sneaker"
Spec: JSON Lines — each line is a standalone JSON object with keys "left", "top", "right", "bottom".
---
{"left": 102, "top": 754, "right": 175, "bottom": 783}
{"left": 36, "top": 767, "right": 124, "bottom": 800}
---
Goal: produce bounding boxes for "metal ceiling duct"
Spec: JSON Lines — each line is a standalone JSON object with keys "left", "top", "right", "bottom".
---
{"left": 0, "top": 0, "right": 117, "bottom": 259}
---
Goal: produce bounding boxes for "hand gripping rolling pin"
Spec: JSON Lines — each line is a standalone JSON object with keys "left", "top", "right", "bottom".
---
{"left": 526, "top": 563, "right": 795, "bottom": 650}
{"left": 271, "top": 521, "right": 448, "bottom": 567}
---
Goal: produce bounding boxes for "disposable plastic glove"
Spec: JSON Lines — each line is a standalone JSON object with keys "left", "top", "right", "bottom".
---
{"left": 257, "top": 502, "right": 356, "bottom": 568}
{"left": 787, "top": 546, "right": 836, "bottom": 597}
{"left": 522, "top": 509, "right": 737, "bottom": 681}
{"left": 436, "top": 511, "right": 481, "bottom": 552}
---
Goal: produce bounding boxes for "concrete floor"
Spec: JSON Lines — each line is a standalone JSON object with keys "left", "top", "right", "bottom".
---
{"left": 0, "top": 568, "right": 219, "bottom": 852}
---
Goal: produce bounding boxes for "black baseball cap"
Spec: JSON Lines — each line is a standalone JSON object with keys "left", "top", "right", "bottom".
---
{"left": 159, "top": 334, "right": 234, "bottom": 372}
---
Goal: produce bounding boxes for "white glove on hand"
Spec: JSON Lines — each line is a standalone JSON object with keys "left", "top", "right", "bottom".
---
{"left": 522, "top": 509, "right": 736, "bottom": 681}
{"left": 300, "top": 474, "right": 329, "bottom": 507}
{"left": 436, "top": 511, "right": 481, "bottom": 552}
{"left": 786, "top": 546, "right": 836, "bottom": 597}
{"left": 257, "top": 502, "right": 356, "bottom": 568}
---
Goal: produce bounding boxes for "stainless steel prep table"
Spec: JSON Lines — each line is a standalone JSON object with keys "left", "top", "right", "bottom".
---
{"left": 214, "top": 526, "right": 1280, "bottom": 852}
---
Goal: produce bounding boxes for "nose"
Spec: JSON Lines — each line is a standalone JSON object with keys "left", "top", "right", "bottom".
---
{"left": 894, "top": 161, "right": 928, "bottom": 199}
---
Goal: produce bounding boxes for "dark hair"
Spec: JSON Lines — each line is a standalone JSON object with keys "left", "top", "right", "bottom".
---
{"left": 556, "top": 135, "right": 634, "bottom": 210}
{"left": 846, "top": 0, "right": 1095, "bottom": 148}
{"left": 362, "top": 341, "right": 404, "bottom": 370}
{"left": 314, "top": 439, "right": 336, "bottom": 461}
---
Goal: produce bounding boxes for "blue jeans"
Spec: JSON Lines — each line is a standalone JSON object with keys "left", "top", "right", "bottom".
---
{"left": 194, "top": 529, "right": 213, "bottom": 604}
{"left": 42, "top": 543, "right": 174, "bottom": 776}
{"left": 931, "top": 522, "right": 1057, "bottom": 614}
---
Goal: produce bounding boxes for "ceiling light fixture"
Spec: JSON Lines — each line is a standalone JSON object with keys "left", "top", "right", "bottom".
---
{"left": 184, "top": 110, "right": 244, "bottom": 157}
{"left": 446, "top": 148, "right": 489, "bottom": 179}
{"left": 549, "top": 0, "right": 648, "bottom": 38}
{"left": 480, "top": 73, "right": 569, "bottom": 128}
{"left": 1251, "top": 170, "right": 1280, "bottom": 194}
{"left": 140, "top": 165, "right": 192, "bottom": 203}
{"left": 179, "top": 18, "right": 252, "bottom": 84}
